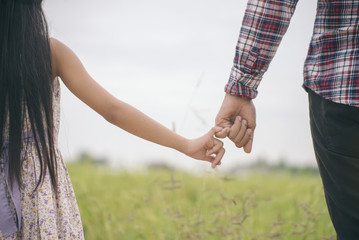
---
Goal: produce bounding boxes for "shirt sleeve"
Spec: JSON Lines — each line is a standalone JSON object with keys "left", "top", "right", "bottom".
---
{"left": 226, "top": 0, "right": 299, "bottom": 99}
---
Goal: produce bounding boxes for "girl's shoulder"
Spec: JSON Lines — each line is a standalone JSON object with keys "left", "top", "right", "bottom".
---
{"left": 49, "top": 38, "right": 81, "bottom": 79}
{"left": 49, "top": 37, "right": 67, "bottom": 52}
{"left": 49, "top": 38, "right": 66, "bottom": 78}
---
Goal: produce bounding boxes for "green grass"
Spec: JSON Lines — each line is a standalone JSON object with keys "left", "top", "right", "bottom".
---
{"left": 67, "top": 162, "right": 335, "bottom": 240}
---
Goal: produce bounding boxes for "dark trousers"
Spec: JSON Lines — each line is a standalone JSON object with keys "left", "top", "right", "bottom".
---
{"left": 308, "top": 89, "right": 359, "bottom": 240}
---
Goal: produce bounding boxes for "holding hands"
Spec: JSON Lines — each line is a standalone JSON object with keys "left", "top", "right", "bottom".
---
{"left": 189, "top": 93, "right": 256, "bottom": 168}
{"left": 182, "top": 127, "right": 228, "bottom": 168}
{"left": 215, "top": 93, "right": 256, "bottom": 153}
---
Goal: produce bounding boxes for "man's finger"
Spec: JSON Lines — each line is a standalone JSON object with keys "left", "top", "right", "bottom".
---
{"left": 236, "top": 128, "right": 252, "bottom": 148}
{"left": 243, "top": 139, "right": 253, "bottom": 153}
{"left": 243, "top": 130, "right": 254, "bottom": 153}
{"left": 232, "top": 119, "right": 247, "bottom": 144}
{"left": 228, "top": 116, "right": 241, "bottom": 140}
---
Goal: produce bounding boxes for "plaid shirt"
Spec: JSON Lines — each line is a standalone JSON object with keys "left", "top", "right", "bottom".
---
{"left": 226, "top": 0, "right": 359, "bottom": 106}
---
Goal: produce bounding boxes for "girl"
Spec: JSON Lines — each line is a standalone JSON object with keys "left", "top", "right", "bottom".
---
{"left": 0, "top": 0, "right": 237, "bottom": 239}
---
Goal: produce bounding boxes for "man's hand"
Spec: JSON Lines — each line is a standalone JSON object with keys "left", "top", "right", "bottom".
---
{"left": 215, "top": 93, "right": 256, "bottom": 153}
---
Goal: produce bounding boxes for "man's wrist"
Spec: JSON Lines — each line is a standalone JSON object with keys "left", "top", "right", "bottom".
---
{"left": 225, "top": 82, "right": 257, "bottom": 99}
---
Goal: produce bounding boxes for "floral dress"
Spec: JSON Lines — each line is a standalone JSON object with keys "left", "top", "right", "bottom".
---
{"left": 0, "top": 79, "right": 84, "bottom": 239}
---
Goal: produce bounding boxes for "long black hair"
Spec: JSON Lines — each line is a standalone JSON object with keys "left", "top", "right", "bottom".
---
{"left": 0, "top": 0, "right": 57, "bottom": 191}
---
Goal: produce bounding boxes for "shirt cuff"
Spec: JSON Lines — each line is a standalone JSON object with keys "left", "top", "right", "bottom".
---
{"left": 224, "top": 66, "right": 262, "bottom": 99}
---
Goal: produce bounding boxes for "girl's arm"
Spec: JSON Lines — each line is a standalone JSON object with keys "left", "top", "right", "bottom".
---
{"left": 50, "top": 38, "right": 227, "bottom": 167}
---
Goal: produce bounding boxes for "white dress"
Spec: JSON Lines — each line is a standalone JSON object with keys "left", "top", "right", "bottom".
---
{"left": 0, "top": 79, "right": 84, "bottom": 240}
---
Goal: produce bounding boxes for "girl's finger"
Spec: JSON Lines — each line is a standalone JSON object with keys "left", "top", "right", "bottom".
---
{"left": 204, "top": 155, "right": 215, "bottom": 162}
{"left": 210, "top": 126, "right": 223, "bottom": 134}
{"left": 211, "top": 148, "right": 225, "bottom": 168}
{"left": 215, "top": 127, "right": 229, "bottom": 139}
{"left": 206, "top": 138, "right": 224, "bottom": 156}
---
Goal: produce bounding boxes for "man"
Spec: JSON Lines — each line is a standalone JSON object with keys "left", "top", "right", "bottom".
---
{"left": 215, "top": 1, "right": 359, "bottom": 239}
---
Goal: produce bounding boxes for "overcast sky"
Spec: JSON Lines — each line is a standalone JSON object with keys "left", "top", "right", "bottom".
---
{"left": 43, "top": 0, "right": 318, "bottom": 172}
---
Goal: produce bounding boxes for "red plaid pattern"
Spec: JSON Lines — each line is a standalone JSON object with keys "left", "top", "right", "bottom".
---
{"left": 226, "top": 0, "right": 359, "bottom": 106}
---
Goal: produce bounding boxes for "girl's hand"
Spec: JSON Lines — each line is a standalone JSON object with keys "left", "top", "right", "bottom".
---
{"left": 183, "top": 127, "right": 229, "bottom": 168}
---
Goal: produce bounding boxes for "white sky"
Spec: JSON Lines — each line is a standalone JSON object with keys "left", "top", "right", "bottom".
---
{"left": 43, "top": 0, "right": 318, "bottom": 172}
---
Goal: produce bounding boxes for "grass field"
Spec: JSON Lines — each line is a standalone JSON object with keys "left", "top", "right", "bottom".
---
{"left": 67, "top": 162, "right": 336, "bottom": 240}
